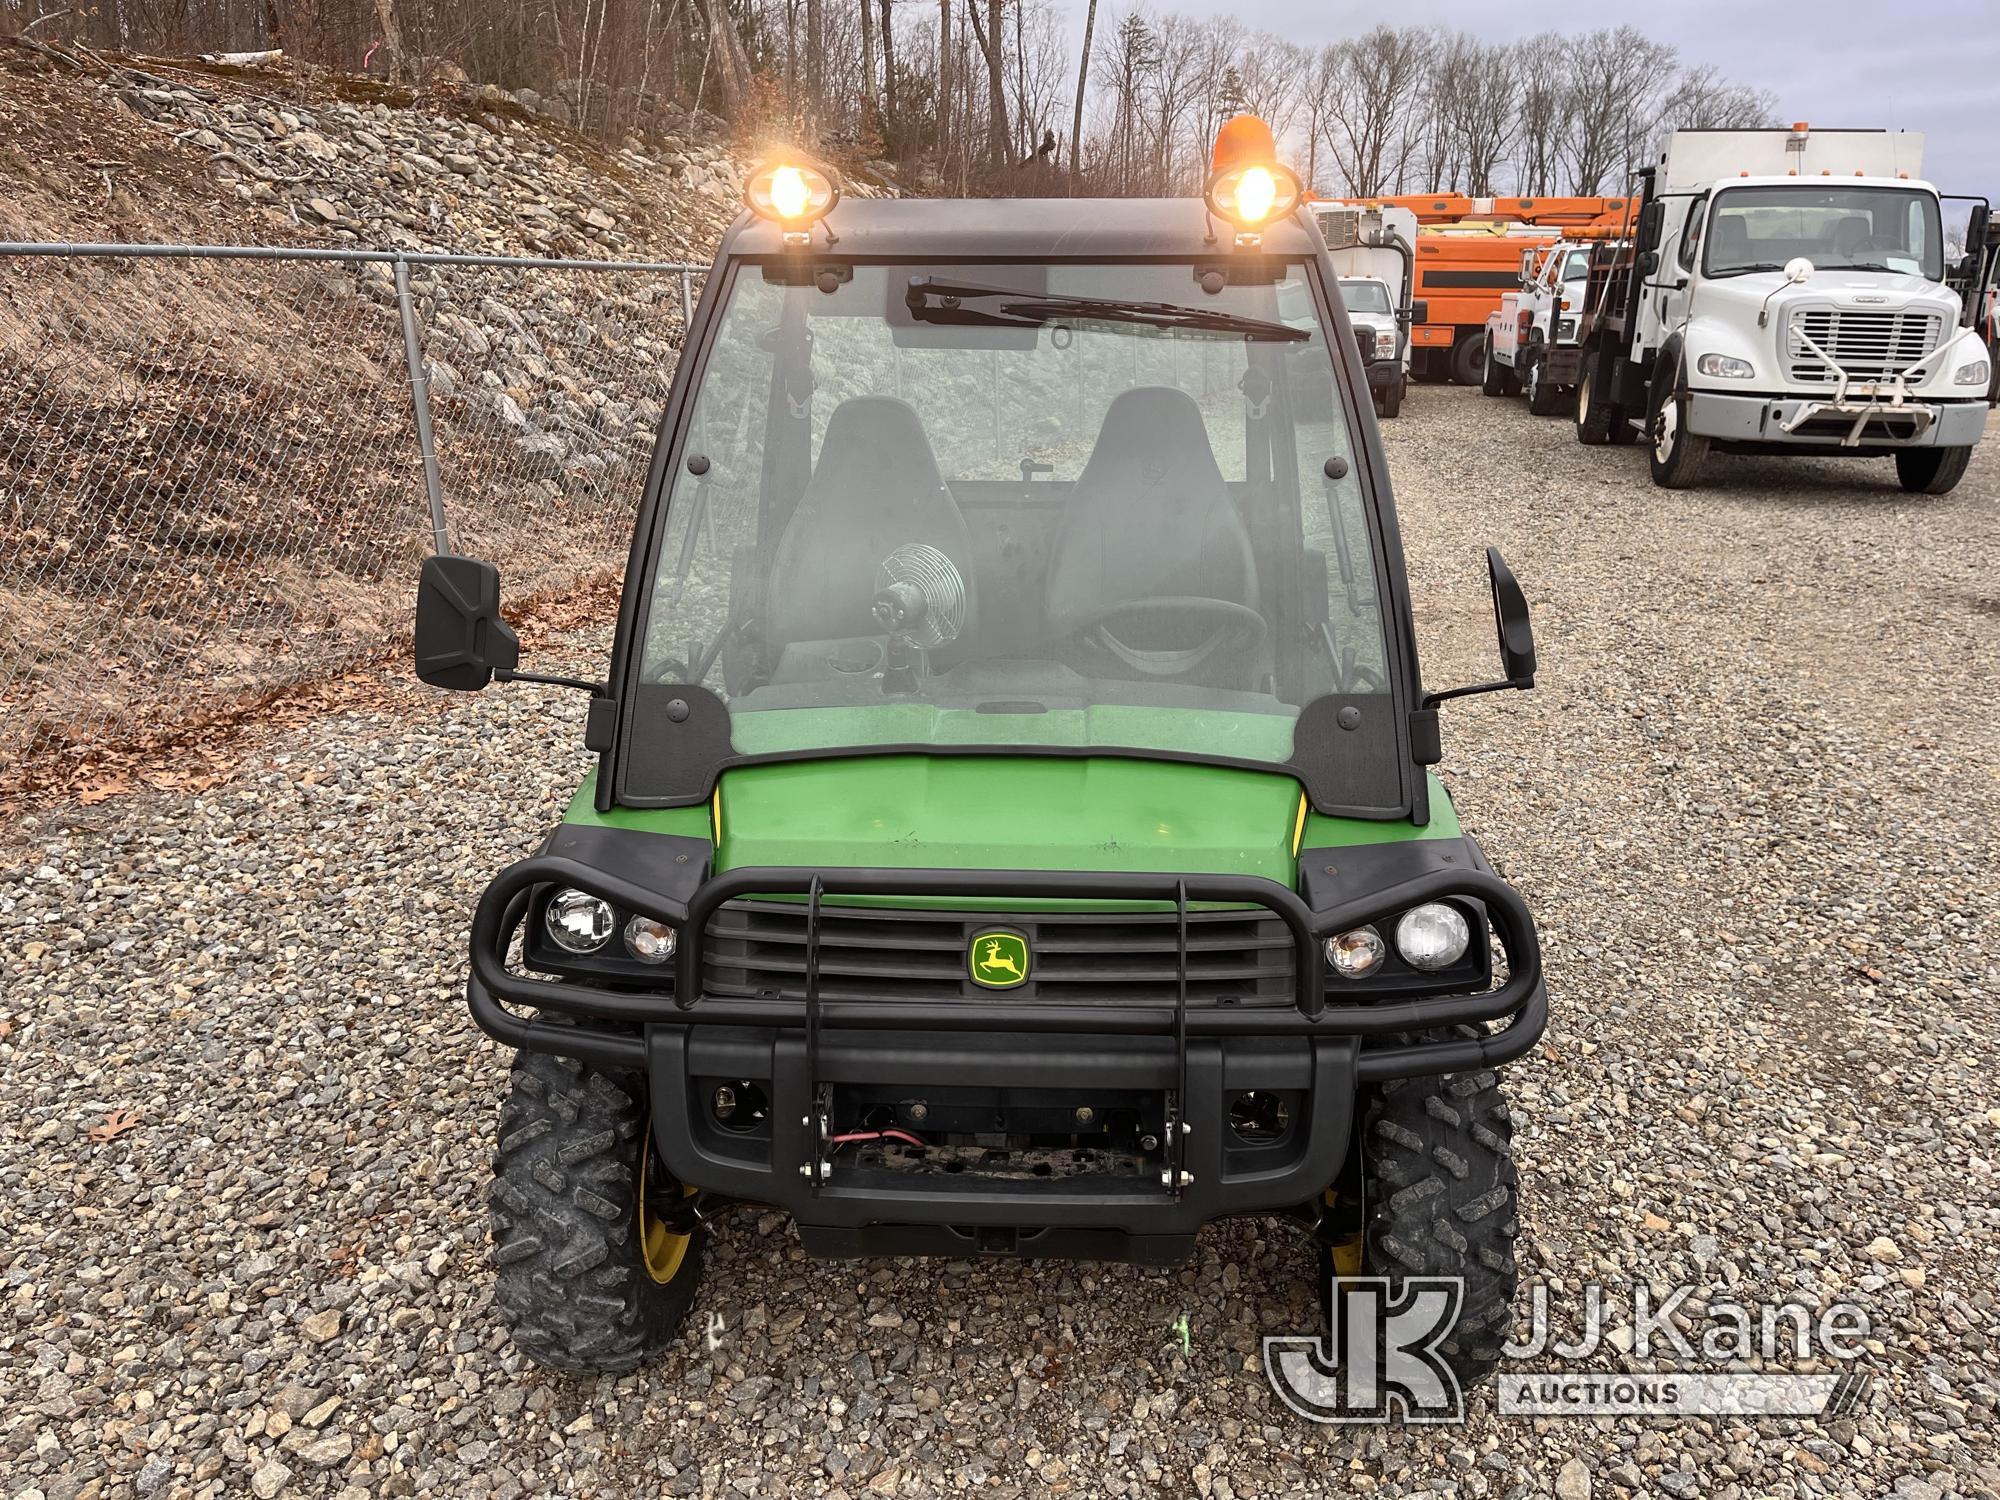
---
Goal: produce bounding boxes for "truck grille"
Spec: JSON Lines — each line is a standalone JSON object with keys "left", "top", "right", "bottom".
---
{"left": 703, "top": 901, "right": 1297, "bottom": 1005}
{"left": 1786, "top": 308, "right": 1942, "bottom": 384}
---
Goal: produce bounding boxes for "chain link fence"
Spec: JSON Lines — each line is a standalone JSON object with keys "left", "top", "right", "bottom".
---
{"left": 0, "top": 242, "right": 706, "bottom": 784}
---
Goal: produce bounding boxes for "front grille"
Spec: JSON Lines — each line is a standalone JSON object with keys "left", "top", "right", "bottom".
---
{"left": 703, "top": 901, "right": 1297, "bottom": 1005}
{"left": 1787, "top": 307, "right": 1942, "bottom": 384}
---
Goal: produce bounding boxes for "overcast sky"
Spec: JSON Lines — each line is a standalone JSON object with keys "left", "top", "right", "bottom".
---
{"left": 1077, "top": 0, "right": 2000, "bottom": 205}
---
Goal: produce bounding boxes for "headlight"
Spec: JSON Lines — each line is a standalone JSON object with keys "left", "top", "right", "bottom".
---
{"left": 624, "top": 914, "right": 678, "bottom": 964}
{"left": 1325, "top": 927, "right": 1386, "bottom": 979}
{"left": 1557, "top": 318, "right": 1577, "bottom": 342}
{"left": 1375, "top": 328, "right": 1396, "bottom": 355}
{"left": 544, "top": 888, "right": 615, "bottom": 954}
{"left": 1696, "top": 353, "right": 1755, "bottom": 379}
{"left": 1955, "top": 358, "right": 1992, "bottom": 387}
{"left": 1395, "top": 904, "right": 1471, "bottom": 971}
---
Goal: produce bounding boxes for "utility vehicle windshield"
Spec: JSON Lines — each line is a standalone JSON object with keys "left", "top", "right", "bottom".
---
{"left": 1339, "top": 279, "right": 1393, "bottom": 314}
{"left": 638, "top": 260, "right": 1386, "bottom": 773}
{"left": 1703, "top": 185, "right": 1944, "bottom": 279}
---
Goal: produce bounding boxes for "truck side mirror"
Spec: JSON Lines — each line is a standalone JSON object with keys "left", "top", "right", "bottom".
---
{"left": 1408, "top": 298, "right": 1428, "bottom": 325}
{"left": 414, "top": 554, "right": 519, "bottom": 691}
{"left": 1637, "top": 249, "right": 1660, "bottom": 277}
{"left": 1636, "top": 199, "right": 1664, "bottom": 252}
{"left": 1486, "top": 546, "right": 1536, "bottom": 685}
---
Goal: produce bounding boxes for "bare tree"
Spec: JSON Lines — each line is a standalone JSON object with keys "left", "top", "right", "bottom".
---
{"left": 1321, "top": 26, "right": 1431, "bottom": 197}
{"left": 370, "top": 0, "right": 406, "bottom": 81}
{"left": 1069, "top": 0, "right": 1097, "bottom": 191}
{"left": 1562, "top": 26, "right": 1675, "bottom": 194}
{"left": 963, "top": 0, "right": 1011, "bottom": 172}
{"left": 1659, "top": 63, "right": 1774, "bottom": 132}
{"left": 701, "top": 0, "right": 753, "bottom": 118}
{"left": 1512, "top": 33, "right": 1566, "bottom": 196}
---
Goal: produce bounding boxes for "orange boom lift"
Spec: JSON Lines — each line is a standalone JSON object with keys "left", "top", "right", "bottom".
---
{"left": 1322, "top": 193, "right": 1635, "bottom": 384}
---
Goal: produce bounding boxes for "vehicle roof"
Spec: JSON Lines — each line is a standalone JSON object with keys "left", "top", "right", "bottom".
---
{"left": 1700, "top": 174, "right": 1937, "bottom": 191}
{"left": 719, "top": 196, "right": 1325, "bottom": 260}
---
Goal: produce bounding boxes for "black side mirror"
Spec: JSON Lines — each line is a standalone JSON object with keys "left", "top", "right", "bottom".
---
{"left": 1636, "top": 199, "right": 1664, "bottom": 252}
{"left": 414, "top": 554, "right": 519, "bottom": 691}
{"left": 1486, "top": 546, "right": 1535, "bottom": 685}
{"left": 1420, "top": 547, "right": 1536, "bottom": 710}
{"left": 1353, "top": 325, "right": 1377, "bottom": 365}
{"left": 1637, "top": 249, "right": 1660, "bottom": 277}
{"left": 1408, "top": 298, "right": 1428, "bottom": 325}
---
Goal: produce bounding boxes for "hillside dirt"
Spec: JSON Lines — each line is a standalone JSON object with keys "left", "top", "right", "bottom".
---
{"left": 0, "top": 38, "right": 743, "bottom": 793}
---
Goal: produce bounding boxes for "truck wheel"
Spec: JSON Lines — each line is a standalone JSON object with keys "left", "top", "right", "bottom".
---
{"left": 1648, "top": 359, "right": 1709, "bottom": 488}
{"left": 1894, "top": 446, "right": 1973, "bottom": 495}
{"left": 1479, "top": 335, "right": 1507, "bottom": 396}
{"left": 1320, "top": 1066, "right": 1519, "bottom": 1391}
{"left": 1525, "top": 353, "right": 1562, "bottom": 416}
{"left": 1450, "top": 333, "right": 1486, "bottom": 387}
{"left": 490, "top": 1050, "right": 704, "bottom": 1374}
{"left": 1379, "top": 379, "right": 1404, "bottom": 419}
{"left": 1574, "top": 351, "right": 1614, "bottom": 445}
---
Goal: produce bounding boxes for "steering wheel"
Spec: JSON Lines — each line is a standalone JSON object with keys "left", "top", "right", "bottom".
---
{"left": 1065, "top": 596, "right": 1268, "bottom": 678}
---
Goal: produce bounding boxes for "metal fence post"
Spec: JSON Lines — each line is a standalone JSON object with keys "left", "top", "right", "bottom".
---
{"left": 680, "top": 269, "right": 693, "bottom": 328}
{"left": 394, "top": 254, "right": 452, "bottom": 555}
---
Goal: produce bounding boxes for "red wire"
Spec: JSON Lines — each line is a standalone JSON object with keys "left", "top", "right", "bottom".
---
{"left": 828, "top": 1128, "right": 926, "bottom": 1147}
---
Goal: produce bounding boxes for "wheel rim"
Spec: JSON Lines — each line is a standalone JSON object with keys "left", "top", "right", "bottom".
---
{"left": 1322, "top": 1188, "right": 1364, "bottom": 1278}
{"left": 1526, "top": 359, "right": 1540, "bottom": 402}
{"left": 1578, "top": 373, "right": 1591, "bottom": 425}
{"left": 1655, "top": 395, "right": 1679, "bottom": 461}
{"left": 636, "top": 1125, "right": 693, "bottom": 1284}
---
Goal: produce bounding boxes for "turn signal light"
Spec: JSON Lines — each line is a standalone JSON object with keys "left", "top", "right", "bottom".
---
{"left": 744, "top": 160, "right": 839, "bottom": 242}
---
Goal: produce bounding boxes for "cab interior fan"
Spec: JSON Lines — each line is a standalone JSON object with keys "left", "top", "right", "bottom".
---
{"left": 872, "top": 543, "right": 966, "bottom": 650}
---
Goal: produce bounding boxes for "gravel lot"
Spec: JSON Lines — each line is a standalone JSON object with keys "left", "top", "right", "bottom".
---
{"left": 4, "top": 386, "right": 1997, "bottom": 1500}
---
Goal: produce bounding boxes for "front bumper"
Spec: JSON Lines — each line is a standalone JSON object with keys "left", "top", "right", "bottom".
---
{"left": 1686, "top": 389, "right": 1989, "bottom": 449}
{"left": 463, "top": 848, "right": 1547, "bottom": 1258}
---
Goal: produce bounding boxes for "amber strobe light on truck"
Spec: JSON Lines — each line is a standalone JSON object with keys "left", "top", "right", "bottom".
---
{"left": 743, "top": 160, "right": 840, "bottom": 246}
{"left": 1204, "top": 115, "right": 1302, "bottom": 249}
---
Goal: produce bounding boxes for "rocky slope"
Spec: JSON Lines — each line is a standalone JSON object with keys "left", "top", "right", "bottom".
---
{"left": 0, "top": 40, "right": 762, "bottom": 778}
{"left": 0, "top": 41, "right": 745, "bottom": 257}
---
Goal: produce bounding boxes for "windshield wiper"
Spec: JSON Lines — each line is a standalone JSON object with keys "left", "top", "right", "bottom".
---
{"left": 1705, "top": 262, "right": 1788, "bottom": 279}
{"left": 906, "top": 276, "right": 1307, "bottom": 342}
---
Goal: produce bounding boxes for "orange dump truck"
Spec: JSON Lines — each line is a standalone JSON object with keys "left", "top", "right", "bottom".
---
{"left": 1323, "top": 195, "right": 1635, "bottom": 384}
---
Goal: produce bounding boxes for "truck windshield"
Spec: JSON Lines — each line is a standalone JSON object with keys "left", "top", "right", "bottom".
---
{"left": 636, "top": 260, "right": 1388, "bottom": 773}
{"left": 1339, "top": 280, "right": 1393, "bottom": 313}
{"left": 1704, "top": 185, "right": 1943, "bottom": 279}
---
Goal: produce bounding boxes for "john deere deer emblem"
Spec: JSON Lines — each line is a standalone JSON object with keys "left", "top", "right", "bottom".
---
{"left": 969, "top": 931, "right": 1030, "bottom": 989}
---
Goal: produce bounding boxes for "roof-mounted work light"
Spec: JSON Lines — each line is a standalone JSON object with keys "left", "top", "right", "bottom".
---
{"left": 1204, "top": 115, "right": 1302, "bottom": 248}
{"left": 744, "top": 160, "right": 840, "bottom": 246}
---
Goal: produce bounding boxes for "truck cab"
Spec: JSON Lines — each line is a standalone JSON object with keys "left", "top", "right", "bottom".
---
{"left": 1337, "top": 274, "right": 1406, "bottom": 414}
{"left": 1316, "top": 203, "right": 1422, "bottom": 419}
{"left": 1485, "top": 240, "right": 1596, "bottom": 414}
{"left": 1576, "top": 126, "right": 1995, "bottom": 492}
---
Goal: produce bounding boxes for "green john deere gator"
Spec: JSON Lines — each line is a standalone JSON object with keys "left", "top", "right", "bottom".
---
{"left": 413, "top": 144, "right": 1549, "bottom": 1389}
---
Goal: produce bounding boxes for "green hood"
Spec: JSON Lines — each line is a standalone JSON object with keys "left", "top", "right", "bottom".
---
{"left": 567, "top": 756, "right": 1458, "bottom": 893}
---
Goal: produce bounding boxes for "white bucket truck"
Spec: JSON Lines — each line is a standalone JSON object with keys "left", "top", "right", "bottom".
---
{"left": 1571, "top": 125, "right": 1995, "bottom": 492}
{"left": 1484, "top": 237, "right": 1603, "bottom": 415}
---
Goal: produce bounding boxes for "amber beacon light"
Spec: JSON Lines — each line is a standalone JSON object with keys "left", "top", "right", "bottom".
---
{"left": 744, "top": 160, "right": 840, "bottom": 245}
{"left": 1204, "top": 115, "right": 1302, "bottom": 247}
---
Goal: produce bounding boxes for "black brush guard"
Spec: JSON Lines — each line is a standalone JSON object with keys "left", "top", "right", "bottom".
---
{"left": 467, "top": 860, "right": 1545, "bottom": 1081}
{"left": 466, "top": 859, "right": 1544, "bottom": 1250}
